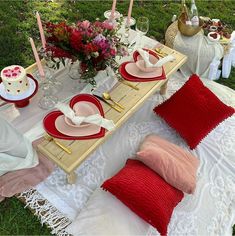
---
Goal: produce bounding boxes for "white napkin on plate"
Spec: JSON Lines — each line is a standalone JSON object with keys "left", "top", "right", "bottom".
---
{"left": 137, "top": 48, "right": 175, "bottom": 68}
{"left": 55, "top": 102, "right": 115, "bottom": 131}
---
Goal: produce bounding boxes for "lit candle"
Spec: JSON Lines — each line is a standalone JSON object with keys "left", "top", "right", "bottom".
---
{"left": 127, "top": 0, "right": 134, "bottom": 26}
{"left": 29, "top": 37, "right": 45, "bottom": 79}
{"left": 110, "top": 0, "right": 117, "bottom": 19}
{"left": 36, "top": 11, "right": 46, "bottom": 49}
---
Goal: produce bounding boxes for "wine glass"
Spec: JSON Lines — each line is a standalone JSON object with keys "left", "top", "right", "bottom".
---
{"left": 38, "top": 77, "right": 58, "bottom": 110}
{"left": 35, "top": 49, "right": 59, "bottom": 109}
{"left": 42, "top": 51, "right": 63, "bottom": 91}
{"left": 136, "top": 17, "right": 149, "bottom": 48}
{"left": 35, "top": 48, "right": 63, "bottom": 92}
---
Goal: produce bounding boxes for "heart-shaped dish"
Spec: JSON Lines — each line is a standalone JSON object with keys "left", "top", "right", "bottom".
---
{"left": 118, "top": 49, "right": 166, "bottom": 82}
{"left": 43, "top": 94, "right": 106, "bottom": 140}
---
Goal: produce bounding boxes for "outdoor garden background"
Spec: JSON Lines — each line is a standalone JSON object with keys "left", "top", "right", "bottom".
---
{"left": 0, "top": 0, "right": 234, "bottom": 235}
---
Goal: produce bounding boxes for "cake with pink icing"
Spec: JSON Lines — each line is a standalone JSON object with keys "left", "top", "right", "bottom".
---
{"left": 0, "top": 65, "right": 29, "bottom": 95}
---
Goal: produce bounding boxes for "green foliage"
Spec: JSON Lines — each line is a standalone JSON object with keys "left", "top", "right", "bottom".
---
{"left": 0, "top": 1, "right": 234, "bottom": 235}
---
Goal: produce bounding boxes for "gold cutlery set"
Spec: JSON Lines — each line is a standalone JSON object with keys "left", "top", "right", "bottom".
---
{"left": 93, "top": 93, "right": 124, "bottom": 113}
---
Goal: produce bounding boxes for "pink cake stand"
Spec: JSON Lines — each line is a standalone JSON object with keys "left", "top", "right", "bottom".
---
{"left": 0, "top": 74, "right": 38, "bottom": 108}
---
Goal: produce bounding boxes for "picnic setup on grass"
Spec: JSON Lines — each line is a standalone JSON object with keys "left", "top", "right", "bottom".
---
{"left": 0, "top": 0, "right": 235, "bottom": 235}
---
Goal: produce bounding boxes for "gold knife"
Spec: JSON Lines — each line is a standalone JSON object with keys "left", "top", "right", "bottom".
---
{"left": 44, "top": 134, "right": 72, "bottom": 154}
{"left": 93, "top": 94, "right": 122, "bottom": 113}
{"left": 118, "top": 78, "right": 139, "bottom": 90}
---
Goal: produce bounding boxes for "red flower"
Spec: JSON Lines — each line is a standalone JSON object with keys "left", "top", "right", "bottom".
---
{"left": 70, "top": 29, "right": 83, "bottom": 52}
{"left": 46, "top": 46, "right": 73, "bottom": 59}
{"left": 84, "top": 43, "right": 98, "bottom": 54}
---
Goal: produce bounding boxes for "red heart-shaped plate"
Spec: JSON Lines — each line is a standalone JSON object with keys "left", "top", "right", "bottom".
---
{"left": 119, "top": 61, "right": 166, "bottom": 82}
{"left": 119, "top": 48, "right": 166, "bottom": 82}
{"left": 43, "top": 94, "right": 105, "bottom": 140}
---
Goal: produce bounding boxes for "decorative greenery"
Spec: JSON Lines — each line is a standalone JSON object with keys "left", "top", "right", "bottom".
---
{"left": 0, "top": 0, "right": 234, "bottom": 235}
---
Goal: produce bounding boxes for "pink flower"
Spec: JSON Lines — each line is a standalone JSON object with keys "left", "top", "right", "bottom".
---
{"left": 110, "top": 48, "right": 116, "bottom": 57}
{"left": 102, "top": 21, "right": 114, "bottom": 30}
{"left": 80, "top": 20, "right": 90, "bottom": 29}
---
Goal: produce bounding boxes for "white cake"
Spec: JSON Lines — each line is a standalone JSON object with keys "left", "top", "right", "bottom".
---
{"left": 0, "top": 65, "right": 29, "bottom": 95}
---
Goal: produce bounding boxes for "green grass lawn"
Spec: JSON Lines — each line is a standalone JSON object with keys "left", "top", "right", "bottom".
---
{"left": 0, "top": 0, "right": 234, "bottom": 235}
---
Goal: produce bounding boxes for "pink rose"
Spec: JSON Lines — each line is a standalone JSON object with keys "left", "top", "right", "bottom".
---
{"left": 81, "top": 20, "right": 90, "bottom": 29}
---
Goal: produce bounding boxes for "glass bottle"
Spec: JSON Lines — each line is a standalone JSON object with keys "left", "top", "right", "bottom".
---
{"left": 190, "top": 0, "right": 199, "bottom": 26}
{"left": 181, "top": 0, "right": 192, "bottom": 25}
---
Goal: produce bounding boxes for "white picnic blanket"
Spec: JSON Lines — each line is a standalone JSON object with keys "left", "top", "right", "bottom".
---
{"left": 0, "top": 115, "right": 38, "bottom": 176}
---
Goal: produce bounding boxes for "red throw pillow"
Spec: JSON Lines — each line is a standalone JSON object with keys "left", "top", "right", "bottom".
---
{"left": 154, "top": 74, "right": 234, "bottom": 149}
{"left": 101, "top": 159, "right": 184, "bottom": 235}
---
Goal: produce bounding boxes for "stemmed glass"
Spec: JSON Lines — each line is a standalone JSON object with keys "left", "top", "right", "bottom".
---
{"left": 36, "top": 48, "right": 60, "bottom": 110}
{"left": 38, "top": 78, "right": 58, "bottom": 110}
{"left": 136, "top": 17, "right": 149, "bottom": 48}
{"left": 38, "top": 49, "right": 63, "bottom": 92}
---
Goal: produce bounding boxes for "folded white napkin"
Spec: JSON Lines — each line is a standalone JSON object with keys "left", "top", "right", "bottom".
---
{"left": 56, "top": 102, "right": 115, "bottom": 131}
{"left": 137, "top": 48, "right": 175, "bottom": 68}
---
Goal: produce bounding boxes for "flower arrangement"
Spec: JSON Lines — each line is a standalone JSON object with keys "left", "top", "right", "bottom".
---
{"left": 44, "top": 20, "right": 127, "bottom": 85}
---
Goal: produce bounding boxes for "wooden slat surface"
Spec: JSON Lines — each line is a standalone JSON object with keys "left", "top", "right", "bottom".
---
{"left": 37, "top": 45, "right": 187, "bottom": 174}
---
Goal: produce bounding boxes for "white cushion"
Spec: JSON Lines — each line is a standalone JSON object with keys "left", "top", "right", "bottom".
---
{"left": 66, "top": 188, "right": 151, "bottom": 236}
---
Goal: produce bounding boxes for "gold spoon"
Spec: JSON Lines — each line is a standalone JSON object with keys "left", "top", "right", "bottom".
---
{"left": 44, "top": 134, "right": 72, "bottom": 154}
{"left": 102, "top": 92, "right": 125, "bottom": 110}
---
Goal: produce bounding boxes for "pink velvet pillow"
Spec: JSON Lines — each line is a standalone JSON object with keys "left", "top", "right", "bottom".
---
{"left": 137, "top": 135, "right": 199, "bottom": 194}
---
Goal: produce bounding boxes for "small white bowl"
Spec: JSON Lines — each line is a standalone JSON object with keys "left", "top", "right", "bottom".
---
{"left": 135, "top": 60, "right": 157, "bottom": 73}
{"left": 208, "top": 32, "right": 220, "bottom": 42}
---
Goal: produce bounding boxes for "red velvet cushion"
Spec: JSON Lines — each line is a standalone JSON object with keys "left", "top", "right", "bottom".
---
{"left": 101, "top": 159, "right": 184, "bottom": 235}
{"left": 154, "top": 74, "right": 234, "bottom": 149}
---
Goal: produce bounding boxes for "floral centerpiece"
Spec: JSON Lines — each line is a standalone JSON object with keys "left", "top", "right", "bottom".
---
{"left": 44, "top": 20, "right": 127, "bottom": 85}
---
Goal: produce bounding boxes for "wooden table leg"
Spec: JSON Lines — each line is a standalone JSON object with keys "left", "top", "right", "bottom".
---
{"left": 160, "top": 80, "right": 168, "bottom": 95}
{"left": 67, "top": 171, "right": 77, "bottom": 184}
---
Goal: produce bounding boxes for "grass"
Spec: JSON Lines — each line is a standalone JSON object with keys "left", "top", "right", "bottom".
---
{"left": 0, "top": 0, "right": 234, "bottom": 235}
{"left": 0, "top": 197, "right": 51, "bottom": 235}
